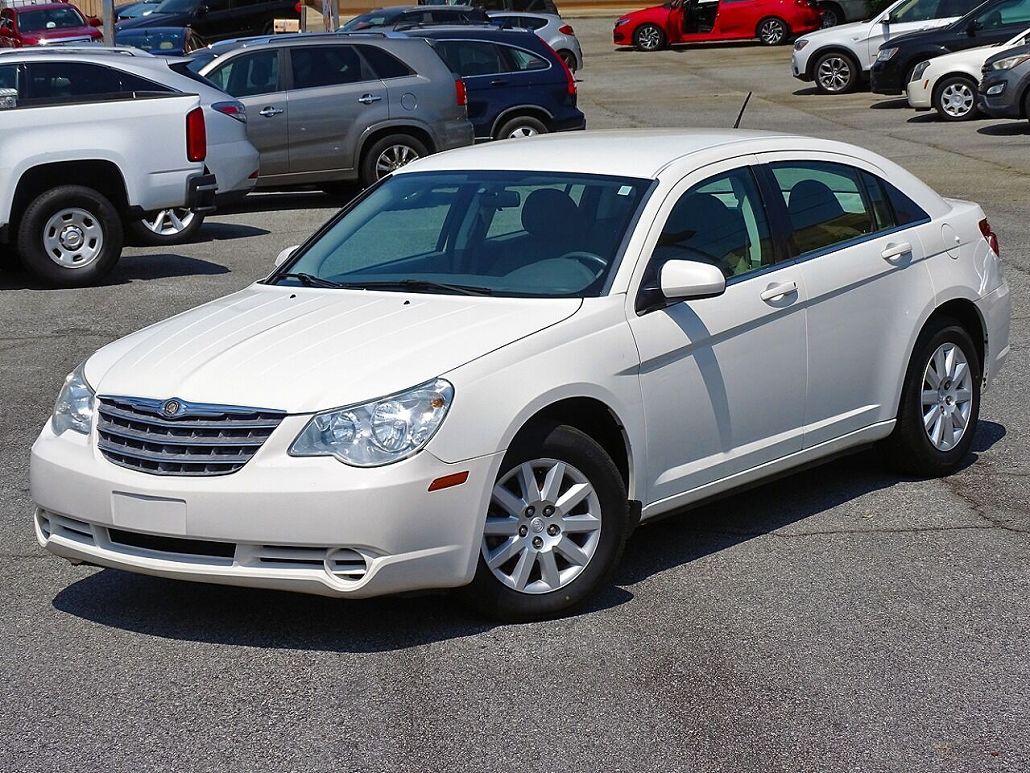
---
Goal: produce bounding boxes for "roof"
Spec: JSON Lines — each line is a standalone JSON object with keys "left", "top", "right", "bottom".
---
{"left": 400, "top": 129, "right": 806, "bottom": 179}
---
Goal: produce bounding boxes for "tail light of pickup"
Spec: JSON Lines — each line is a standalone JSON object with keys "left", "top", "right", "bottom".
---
{"left": 186, "top": 107, "right": 206, "bottom": 163}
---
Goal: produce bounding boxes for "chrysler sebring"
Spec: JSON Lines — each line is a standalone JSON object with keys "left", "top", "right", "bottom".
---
{"left": 31, "top": 130, "right": 1011, "bottom": 621}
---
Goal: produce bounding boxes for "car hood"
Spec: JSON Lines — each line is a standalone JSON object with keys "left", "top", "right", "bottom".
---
{"left": 621, "top": 4, "right": 669, "bottom": 20}
{"left": 984, "top": 40, "right": 1030, "bottom": 65}
{"left": 33, "top": 26, "right": 101, "bottom": 41}
{"left": 116, "top": 12, "right": 182, "bottom": 29}
{"left": 879, "top": 24, "right": 957, "bottom": 51}
{"left": 84, "top": 284, "right": 582, "bottom": 414}
{"left": 925, "top": 40, "right": 1005, "bottom": 69}
{"left": 797, "top": 19, "right": 875, "bottom": 45}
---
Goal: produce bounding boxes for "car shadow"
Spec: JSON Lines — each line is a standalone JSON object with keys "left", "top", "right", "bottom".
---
{"left": 49, "top": 421, "right": 1005, "bottom": 651}
{"left": 220, "top": 190, "right": 352, "bottom": 215}
{"left": 977, "top": 121, "right": 1030, "bottom": 135}
{"left": 0, "top": 254, "right": 229, "bottom": 290}
{"left": 869, "top": 97, "right": 910, "bottom": 109}
{"left": 192, "top": 222, "right": 269, "bottom": 242}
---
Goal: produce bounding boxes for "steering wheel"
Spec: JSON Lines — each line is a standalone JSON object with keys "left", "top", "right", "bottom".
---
{"left": 558, "top": 251, "right": 607, "bottom": 277}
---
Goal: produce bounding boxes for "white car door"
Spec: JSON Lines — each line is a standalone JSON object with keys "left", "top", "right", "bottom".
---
{"left": 759, "top": 153, "right": 936, "bottom": 447}
{"left": 628, "top": 159, "right": 808, "bottom": 507}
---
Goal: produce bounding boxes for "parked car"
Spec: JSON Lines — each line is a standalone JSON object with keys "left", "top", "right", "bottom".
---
{"left": 792, "top": 0, "right": 982, "bottom": 93}
{"left": 30, "top": 129, "right": 1010, "bottom": 620}
{"left": 114, "top": 0, "right": 162, "bottom": 21}
{"left": 906, "top": 24, "right": 1030, "bottom": 118}
{"left": 0, "top": 47, "right": 256, "bottom": 247}
{"left": 340, "top": 5, "right": 490, "bottom": 31}
{"left": 814, "top": 0, "right": 870, "bottom": 28}
{"left": 116, "top": 0, "right": 299, "bottom": 42}
{"left": 426, "top": 0, "right": 559, "bottom": 12}
{"left": 871, "top": 0, "right": 1030, "bottom": 94}
{"left": 408, "top": 26, "right": 583, "bottom": 139}
{"left": 0, "top": 2, "right": 102, "bottom": 48}
{"left": 191, "top": 34, "right": 473, "bottom": 189}
{"left": 0, "top": 50, "right": 218, "bottom": 285}
{"left": 116, "top": 26, "right": 206, "bottom": 55}
{"left": 979, "top": 39, "right": 1030, "bottom": 118}
{"left": 488, "top": 11, "right": 583, "bottom": 70}
{"left": 614, "top": 0, "right": 822, "bottom": 51}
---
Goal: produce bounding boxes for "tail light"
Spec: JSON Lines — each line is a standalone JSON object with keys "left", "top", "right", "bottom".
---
{"left": 554, "top": 47, "right": 576, "bottom": 96}
{"left": 212, "top": 100, "right": 247, "bottom": 123}
{"left": 559, "top": 24, "right": 574, "bottom": 35}
{"left": 294, "top": 1, "right": 301, "bottom": 13}
{"left": 455, "top": 78, "right": 467, "bottom": 106}
{"left": 186, "top": 106, "right": 206, "bottom": 163}
{"left": 979, "top": 218, "right": 999, "bottom": 255}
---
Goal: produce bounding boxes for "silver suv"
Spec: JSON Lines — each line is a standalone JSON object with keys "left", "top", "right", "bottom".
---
{"left": 189, "top": 33, "right": 474, "bottom": 190}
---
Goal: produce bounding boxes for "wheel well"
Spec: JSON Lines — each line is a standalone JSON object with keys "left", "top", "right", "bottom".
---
{"left": 514, "top": 398, "right": 630, "bottom": 489}
{"left": 929, "top": 299, "right": 986, "bottom": 369}
{"left": 931, "top": 72, "right": 977, "bottom": 103}
{"left": 806, "top": 46, "right": 858, "bottom": 80}
{"left": 359, "top": 125, "right": 436, "bottom": 165}
{"left": 12, "top": 161, "right": 127, "bottom": 229}
{"left": 491, "top": 107, "right": 552, "bottom": 138}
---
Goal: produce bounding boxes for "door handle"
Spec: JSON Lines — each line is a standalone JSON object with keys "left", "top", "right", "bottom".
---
{"left": 759, "top": 281, "right": 798, "bottom": 302}
{"left": 258, "top": 106, "right": 284, "bottom": 117}
{"left": 490, "top": 79, "right": 508, "bottom": 86}
{"left": 357, "top": 93, "right": 383, "bottom": 104}
{"left": 881, "top": 241, "right": 912, "bottom": 261}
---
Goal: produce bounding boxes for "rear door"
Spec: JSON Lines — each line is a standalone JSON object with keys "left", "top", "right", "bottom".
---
{"left": 205, "top": 48, "right": 289, "bottom": 175}
{"left": 431, "top": 38, "right": 511, "bottom": 138}
{"left": 285, "top": 44, "right": 389, "bottom": 174}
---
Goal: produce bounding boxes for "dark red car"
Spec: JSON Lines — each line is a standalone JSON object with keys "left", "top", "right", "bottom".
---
{"left": 0, "top": 2, "right": 102, "bottom": 48}
{"left": 614, "top": 0, "right": 821, "bottom": 51}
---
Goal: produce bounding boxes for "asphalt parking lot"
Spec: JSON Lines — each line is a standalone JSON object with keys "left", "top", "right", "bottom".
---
{"left": 2, "top": 18, "right": 1029, "bottom": 772}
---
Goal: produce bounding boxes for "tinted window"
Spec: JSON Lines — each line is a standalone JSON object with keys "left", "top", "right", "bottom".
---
{"left": 291, "top": 46, "right": 369, "bottom": 88}
{"left": 507, "top": 46, "right": 549, "bottom": 70}
{"left": 21, "top": 62, "right": 170, "bottom": 103}
{"left": 359, "top": 45, "right": 414, "bottom": 79}
{"left": 650, "top": 167, "right": 773, "bottom": 280}
{"left": 891, "top": 0, "right": 976, "bottom": 22}
{"left": 208, "top": 50, "right": 279, "bottom": 97}
{"left": 0, "top": 63, "right": 18, "bottom": 92}
{"left": 771, "top": 162, "right": 878, "bottom": 255}
{"left": 972, "top": 0, "right": 1030, "bottom": 27}
{"left": 433, "top": 40, "right": 507, "bottom": 76}
{"left": 16, "top": 7, "right": 85, "bottom": 31}
{"left": 884, "top": 180, "right": 929, "bottom": 225}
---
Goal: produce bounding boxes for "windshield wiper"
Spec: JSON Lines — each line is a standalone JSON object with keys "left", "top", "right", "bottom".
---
{"left": 277, "top": 272, "right": 345, "bottom": 289}
{"left": 333, "top": 279, "right": 494, "bottom": 296}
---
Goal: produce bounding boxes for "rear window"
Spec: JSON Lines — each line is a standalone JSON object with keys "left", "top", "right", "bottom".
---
{"left": 16, "top": 7, "right": 85, "bottom": 31}
{"left": 432, "top": 39, "right": 508, "bottom": 76}
{"left": 358, "top": 45, "right": 415, "bottom": 79}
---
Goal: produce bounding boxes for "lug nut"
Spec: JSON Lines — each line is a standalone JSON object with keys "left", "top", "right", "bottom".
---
{"left": 547, "top": 524, "right": 560, "bottom": 536}
{"left": 525, "top": 506, "right": 536, "bottom": 517}
{"left": 542, "top": 505, "right": 555, "bottom": 517}
{"left": 532, "top": 536, "right": 544, "bottom": 549}
{"left": 518, "top": 525, "right": 528, "bottom": 537}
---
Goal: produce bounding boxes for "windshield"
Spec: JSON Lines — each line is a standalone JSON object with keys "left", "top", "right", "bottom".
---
{"left": 340, "top": 11, "right": 399, "bottom": 30}
{"left": 117, "top": 30, "right": 185, "bottom": 51}
{"left": 273, "top": 171, "right": 653, "bottom": 298}
{"left": 151, "top": 0, "right": 198, "bottom": 13}
{"left": 18, "top": 7, "right": 86, "bottom": 31}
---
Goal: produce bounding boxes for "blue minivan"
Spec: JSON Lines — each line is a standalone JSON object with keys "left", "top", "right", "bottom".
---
{"left": 407, "top": 26, "right": 585, "bottom": 140}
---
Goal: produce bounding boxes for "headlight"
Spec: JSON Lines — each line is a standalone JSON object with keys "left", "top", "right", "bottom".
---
{"left": 911, "top": 60, "right": 930, "bottom": 81}
{"left": 794, "top": 39, "right": 809, "bottom": 51}
{"left": 615, "top": 17, "right": 630, "bottom": 26}
{"left": 991, "top": 54, "right": 1030, "bottom": 70}
{"left": 289, "top": 378, "right": 453, "bottom": 467}
{"left": 52, "top": 362, "right": 95, "bottom": 436}
{"left": 877, "top": 47, "right": 898, "bottom": 62}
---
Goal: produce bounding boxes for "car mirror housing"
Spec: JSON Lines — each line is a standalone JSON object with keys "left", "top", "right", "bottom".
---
{"left": 966, "top": 20, "right": 978, "bottom": 36}
{"left": 275, "top": 245, "right": 298, "bottom": 267}
{"left": 659, "top": 259, "right": 726, "bottom": 302}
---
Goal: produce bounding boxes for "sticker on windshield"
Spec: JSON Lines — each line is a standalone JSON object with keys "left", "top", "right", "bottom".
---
{"left": 617, "top": 185, "right": 633, "bottom": 196}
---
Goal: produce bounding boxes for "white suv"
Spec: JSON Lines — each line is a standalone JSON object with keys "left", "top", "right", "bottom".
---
{"left": 30, "top": 130, "right": 1010, "bottom": 621}
{"left": 791, "top": 0, "right": 982, "bottom": 93}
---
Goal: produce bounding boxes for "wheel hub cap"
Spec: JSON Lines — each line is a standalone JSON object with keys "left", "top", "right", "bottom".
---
{"left": 818, "top": 57, "right": 850, "bottom": 91}
{"left": 59, "top": 225, "right": 84, "bottom": 250}
{"left": 941, "top": 83, "right": 973, "bottom": 116}
{"left": 375, "top": 145, "right": 420, "bottom": 178}
{"left": 43, "top": 207, "right": 103, "bottom": 269}
{"left": 921, "top": 342, "right": 973, "bottom": 451}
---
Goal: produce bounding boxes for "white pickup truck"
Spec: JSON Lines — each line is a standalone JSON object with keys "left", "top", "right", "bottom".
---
{"left": 0, "top": 84, "right": 216, "bottom": 287}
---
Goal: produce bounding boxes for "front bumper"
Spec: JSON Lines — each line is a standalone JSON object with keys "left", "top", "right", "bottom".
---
{"left": 31, "top": 418, "right": 501, "bottom": 598}
{"left": 186, "top": 173, "right": 218, "bottom": 214}
{"left": 613, "top": 25, "right": 630, "bottom": 46}
{"left": 791, "top": 51, "right": 810, "bottom": 81}
{"left": 906, "top": 76, "right": 931, "bottom": 109}
{"left": 978, "top": 74, "right": 1022, "bottom": 118}
{"left": 870, "top": 58, "right": 904, "bottom": 95}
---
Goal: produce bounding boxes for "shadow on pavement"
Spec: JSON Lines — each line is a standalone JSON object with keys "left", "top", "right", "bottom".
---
{"left": 50, "top": 422, "right": 1006, "bottom": 651}
{"left": 220, "top": 190, "right": 351, "bottom": 215}
{"left": 869, "top": 98, "right": 910, "bottom": 109}
{"left": 0, "top": 254, "right": 230, "bottom": 290}
{"left": 976, "top": 121, "right": 1030, "bottom": 136}
{"left": 192, "top": 223, "right": 269, "bottom": 242}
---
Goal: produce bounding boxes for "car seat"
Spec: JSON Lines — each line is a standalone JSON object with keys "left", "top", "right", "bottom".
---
{"left": 490, "top": 188, "right": 587, "bottom": 275}
{"left": 652, "top": 192, "right": 749, "bottom": 277}
{"left": 786, "top": 179, "right": 870, "bottom": 253}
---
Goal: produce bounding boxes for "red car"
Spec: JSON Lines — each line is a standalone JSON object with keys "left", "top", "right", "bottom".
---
{"left": 614, "top": 0, "right": 822, "bottom": 51}
{"left": 0, "top": 2, "right": 102, "bottom": 48}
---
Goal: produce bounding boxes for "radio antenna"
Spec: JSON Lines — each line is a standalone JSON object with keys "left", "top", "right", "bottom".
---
{"left": 732, "top": 91, "right": 753, "bottom": 129}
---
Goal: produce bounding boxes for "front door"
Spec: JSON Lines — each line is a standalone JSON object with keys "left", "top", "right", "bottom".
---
{"left": 628, "top": 159, "right": 808, "bottom": 507}
{"left": 682, "top": 0, "right": 720, "bottom": 35}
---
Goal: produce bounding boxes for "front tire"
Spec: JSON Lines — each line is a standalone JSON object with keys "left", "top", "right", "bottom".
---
{"left": 16, "top": 184, "right": 123, "bottom": 288}
{"left": 757, "top": 17, "right": 789, "bottom": 45}
{"left": 933, "top": 75, "right": 979, "bottom": 121}
{"left": 359, "top": 133, "right": 428, "bottom": 188}
{"left": 495, "top": 115, "right": 548, "bottom": 140}
{"left": 127, "top": 208, "right": 205, "bottom": 246}
{"left": 463, "top": 424, "right": 631, "bottom": 622}
{"left": 880, "top": 317, "right": 981, "bottom": 477}
{"left": 813, "top": 50, "right": 860, "bottom": 93}
{"left": 633, "top": 23, "right": 666, "bottom": 51}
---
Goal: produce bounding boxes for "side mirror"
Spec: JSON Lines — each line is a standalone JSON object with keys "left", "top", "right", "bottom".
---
{"left": 966, "top": 20, "right": 978, "bottom": 36}
{"left": 880, "top": 12, "right": 892, "bottom": 25}
{"left": 274, "top": 245, "right": 298, "bottom": 267}
{"left": 0, "top": 87, "right": 17, "bottom": 109}
{"left": 659, "top": 259, "right": 725, "bottom": 301}
{"left": 195, "top": 4, "right": 209, "bottom": 16}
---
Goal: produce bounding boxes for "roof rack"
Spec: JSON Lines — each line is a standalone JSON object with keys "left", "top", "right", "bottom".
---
{"left": 0, "top": 45, "right": 154, "bottom": 57}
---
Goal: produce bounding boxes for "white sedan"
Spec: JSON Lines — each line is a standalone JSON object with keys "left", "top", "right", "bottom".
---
{"left": 906, "top": 26, "right": 1030, "bottom": 120}
{"left": 31, "top": 130, "right": 1011, "bottom": 621}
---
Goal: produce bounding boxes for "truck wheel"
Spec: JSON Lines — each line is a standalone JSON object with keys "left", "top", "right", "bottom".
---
{"left": 127, "top": 208, "right": 205, "bottom": 246}
{"left": 359, "top": 134, "right": 428, "bottom": 188}
{"left": 17, "top": 185, "right": 123, "bottom": 288}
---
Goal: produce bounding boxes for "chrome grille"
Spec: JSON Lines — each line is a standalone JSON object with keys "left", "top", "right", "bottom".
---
{"left": 97, "top": 396, "right": 285, "bottom": 477}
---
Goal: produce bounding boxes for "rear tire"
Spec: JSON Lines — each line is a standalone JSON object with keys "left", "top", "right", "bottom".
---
{"left": 127, "top": 208, "right": 205, "bottom": 246}
{"left": 818, "top": 2, "right": 843, "bottom": 27}
{"left": 880, "top": 317, "right": 981, "bottom": 477}
{"left": 359, "top": 133, "right": 428, "bottom": 188}
{"left": 495, "top": 115, "right": 548, "bottom": 140}
{"left": 757, "top": 17, "right": 789, "bottom": 45}
{"left": 633, "top": 23, "right": 666, "bottom": 51}
{"left": 463, "top": 423, "right": 631, "bottom": 622}
{"left": 556, "top": 48, "right": 578, "bottom": 71}
{"left": 16, "top": 185, "right": 122, "bottom": 288}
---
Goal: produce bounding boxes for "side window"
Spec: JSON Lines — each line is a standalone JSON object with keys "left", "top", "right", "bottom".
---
{"left": 21, "top": 62, "right": 170, "bottom": 103}
{"left": 976, "top": 0, "right": 1030, "bottom": 27}
{"left": 0, "top": 64, "right": 19, "bottom": 94}
{"left": 506, "top": 46, "right": 549, "bottom": 71}
{"left": 884, "top": 180, "right": 929, "bottom": 226}
{"left": 433, "top": 40, "right": 507, "bottom": 76}
{"left": 290, "top": 46, "right": 369, "bottom": 89}
{"left": 651, "top": 167, "right": 773, "bottom": 280}
{"left": 860, "top": 172, "right": 893, "bottom": 231}
{"left": 357, "top": 46, "right": 414, "bottom": 79}
{"left": 770, "top": 161, "right": 877, "bottom": 255}
{"left": 208, "top": 50, "right": 279, "bottom": 97}
{"left": 526, "top": 16, "right": 549, "bottom": 30}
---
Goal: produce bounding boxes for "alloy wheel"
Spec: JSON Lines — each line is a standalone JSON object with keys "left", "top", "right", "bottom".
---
{"left": 921, "top": 342, "right": 974, "bottom": 451}
{"left": 140, "top": 208, "right": 196, "bottom": 237}
{"left": 482, "top": 458, "right": 602, "bottom": 594}
{"left": 374, "top": 144, "right": 420, "bottom": 179}
{"left": 759, "top": 19, "right": 785, "bottom": 45}
{"left": 42, "top": 207, "right": 103, "bottom": 269}
{"left": 819, "top": 7, "right": 840, "bottom": 27}
{"left": 817, "top": 55, "right": 852, "bottom": 92}
{"left": 939, "top": 81, "right": 974, "bottom": 118}
{"left": 635, "top": 25, "right": 662, "bottom": 51}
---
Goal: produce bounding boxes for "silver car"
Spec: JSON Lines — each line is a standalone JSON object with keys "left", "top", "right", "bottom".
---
{"left": 487, "top": 11, "right": 584, "bottom": 71}
{"left": 190, "top": 33, "right": 474, "bottom": 191}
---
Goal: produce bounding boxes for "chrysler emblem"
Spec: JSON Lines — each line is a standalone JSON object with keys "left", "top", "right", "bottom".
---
{"left": 162, "top": 399, "right": 182, "bottom": 417}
